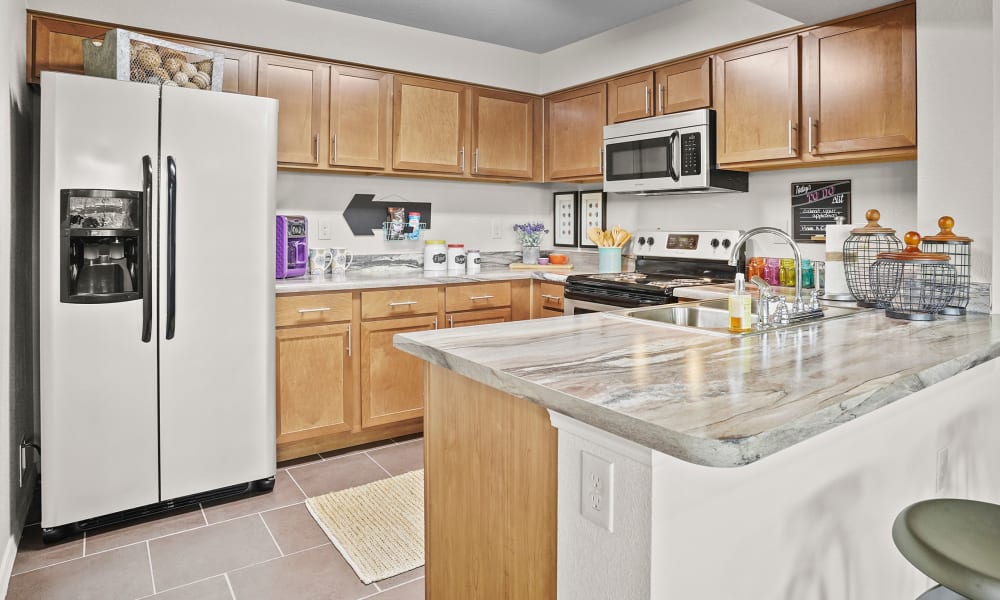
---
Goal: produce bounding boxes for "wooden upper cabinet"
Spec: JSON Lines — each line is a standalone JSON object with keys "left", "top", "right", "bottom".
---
{"left": 28, "top": 16, "right": 107, "bottom": 83}
{"left": 471, "top": 88, "right": 536, "bottom": 179}
{"left": 329, "top": 66, "right": 391, "bottom": 170}
{"left": 714, "top": 35, "right": 800, "bottom": 164}
{"left": 393, "top": 76, "right": 467, "bottom": 174}
{"left": 257, "top": 55, "right": 326, "bottom": 166}
{"left": 802, "top": 4, "right": 916, "bottom": 158}
{"left": 607, "top": 72, "right": 655, "bottom": 123}
{"left": 654, "top": 56, "right": 712, "bottom": 115}
{"left": 545, "top": 83, "right": 607, "bottom": 181}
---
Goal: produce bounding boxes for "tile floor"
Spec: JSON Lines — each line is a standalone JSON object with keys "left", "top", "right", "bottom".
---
{"left": 9, "top": 436, "right": 425, "bottom": 600}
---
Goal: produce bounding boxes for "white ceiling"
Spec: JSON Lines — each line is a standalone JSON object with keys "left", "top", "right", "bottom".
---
{"left": 287, "top": 0, "right": 899, "bottom": 54}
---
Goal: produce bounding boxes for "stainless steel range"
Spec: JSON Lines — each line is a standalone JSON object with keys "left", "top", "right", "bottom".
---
{"left": 563, "top": 229, "right": 744, "bottom": 315}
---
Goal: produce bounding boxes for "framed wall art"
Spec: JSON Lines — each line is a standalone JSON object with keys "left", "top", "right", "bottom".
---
{"left": 578, "top": 190, "right": 607, "bottom": 248}
{"left": 552, "top": 191, "right": 578, "bottom": 247}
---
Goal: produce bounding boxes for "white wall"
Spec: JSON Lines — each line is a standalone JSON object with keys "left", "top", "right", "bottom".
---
{"left": 917, "top": 0, "right": 993, "bottom": 283}
{"left": 539, "top": 0, "right": 800, "bottom": 93}
{"left": 277, "top": 173, "right": 553, "bottom": 255}
{"left": 25, "top": 0, "right": 541, "bottom": 92}
{"left": 606, "top": 161, "right": 917, "bottom": 261}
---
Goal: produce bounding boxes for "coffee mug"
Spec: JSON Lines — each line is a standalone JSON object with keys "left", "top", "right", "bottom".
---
{"left": 308, "top": 248, "right": 333, "bottom": 275}
{"left": 330, "top": 247, "right": 354, "bottom": 273}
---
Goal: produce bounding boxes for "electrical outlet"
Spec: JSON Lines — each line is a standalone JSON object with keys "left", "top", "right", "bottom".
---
{"left": 936, "top": 447, "right": 949, "bottom": 493}
{"left": 580, "top": 451, "right": 614, "bottom": 532}
{"left": 491, "top": 220, "right": 503, "bottom": 239}
{"left": 318, "top": 219, "right": 333, "bottom": 240}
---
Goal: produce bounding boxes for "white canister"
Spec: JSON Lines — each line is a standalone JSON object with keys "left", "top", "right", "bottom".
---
{"left": 824, "top": 223, "right": 855, "bottom": 301}
{"left": 466, "top": 250, "right": 481, "bottom": 275}
{"left": 423, "top": 240, "right": 447, "bottom": 272}
{"left": 447, "top": 244, "right": 466, "bottom": 274}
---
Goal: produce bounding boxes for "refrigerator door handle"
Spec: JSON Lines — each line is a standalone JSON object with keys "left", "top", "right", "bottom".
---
{"left": 166, "top": 156, "right": 177, "bottom": 340}
{"left": 141, "top": 155, "right": 153, "bottom": 343}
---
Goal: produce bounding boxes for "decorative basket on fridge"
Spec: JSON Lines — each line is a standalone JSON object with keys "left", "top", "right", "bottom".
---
{"left": 920, "top": 216, "right": 972, "bottom": 316}
{"left": 82, "top": 28, "right": 224, "bottom": 91}
{"left": 870, "top": 232, "right": 957, "bottom": 321}
{"left": 843, "top": 209, "right": 902, "bottom": 308}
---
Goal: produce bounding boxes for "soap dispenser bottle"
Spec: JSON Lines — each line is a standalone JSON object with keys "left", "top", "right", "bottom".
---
{"left": 729, "top": 273, "right": 752, "bottom": 333}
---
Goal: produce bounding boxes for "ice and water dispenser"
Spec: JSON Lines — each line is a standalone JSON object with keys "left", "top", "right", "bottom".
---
{"left": 61, "top": 189, "right": 143, "bottom": 303}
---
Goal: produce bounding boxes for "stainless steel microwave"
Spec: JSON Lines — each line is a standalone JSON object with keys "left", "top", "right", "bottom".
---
{"left": 602, "top": 109, "right": 748, "bottom": 195}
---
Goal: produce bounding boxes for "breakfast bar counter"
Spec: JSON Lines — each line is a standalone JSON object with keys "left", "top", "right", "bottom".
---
{"left": 396, "top": 308, "right": 1000, "bottom": 599}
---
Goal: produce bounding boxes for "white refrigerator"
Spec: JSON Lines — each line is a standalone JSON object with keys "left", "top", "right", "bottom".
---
{"left": 39, "top": 72, "right": 278, "bottom": 539}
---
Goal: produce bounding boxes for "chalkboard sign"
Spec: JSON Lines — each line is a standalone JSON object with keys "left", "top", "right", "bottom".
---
{"left": 791, "top": 180, "right": 851, "bottom": 242}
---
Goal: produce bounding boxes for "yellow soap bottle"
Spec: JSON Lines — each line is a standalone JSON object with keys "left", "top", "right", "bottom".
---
{"left": 729, "top": 273, "right": 752, "bottom": 333}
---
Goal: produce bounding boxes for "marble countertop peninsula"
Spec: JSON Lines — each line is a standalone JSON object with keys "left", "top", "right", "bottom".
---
{"left": 396, "top": 308, "right": 1000, "bottom": 467}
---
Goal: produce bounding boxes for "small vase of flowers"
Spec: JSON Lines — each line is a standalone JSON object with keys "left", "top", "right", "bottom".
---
{"left": 513, "top": 222, "right": 548, "bottom": 265}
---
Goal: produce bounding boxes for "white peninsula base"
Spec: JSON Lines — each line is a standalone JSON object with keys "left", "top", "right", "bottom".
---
{"left": 551, "top": 358, "right": 1000, "bottom": 599}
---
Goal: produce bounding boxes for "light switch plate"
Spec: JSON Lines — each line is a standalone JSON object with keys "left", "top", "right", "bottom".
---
{"left": 580, "top": 450, "right": 614, "bottom": 532}
{"left": 318, "top": 219, "right": 333, "bottom": 240}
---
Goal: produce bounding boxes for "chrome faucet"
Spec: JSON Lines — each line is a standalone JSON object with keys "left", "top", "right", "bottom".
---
{"left": 729, "top": 227, "right": 806, "bottom": 314}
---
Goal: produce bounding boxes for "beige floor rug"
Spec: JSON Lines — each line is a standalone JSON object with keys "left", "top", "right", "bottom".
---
{"left": 305, "top": 469, "right": 424, "bottom": 584}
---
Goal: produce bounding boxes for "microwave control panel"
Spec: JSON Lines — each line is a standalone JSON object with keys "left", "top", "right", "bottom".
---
{"left": 680, "top": 133, "right": 701, "bottom": 176}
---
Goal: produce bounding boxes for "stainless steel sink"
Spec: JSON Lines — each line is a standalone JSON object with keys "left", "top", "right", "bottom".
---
{"left": 623, "top": 297, "right": 869, "bottom": 336}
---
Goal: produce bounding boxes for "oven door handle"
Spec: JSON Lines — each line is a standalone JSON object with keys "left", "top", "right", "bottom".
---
{"left": 667, "top": 131, "right": 680, "bottom": 182}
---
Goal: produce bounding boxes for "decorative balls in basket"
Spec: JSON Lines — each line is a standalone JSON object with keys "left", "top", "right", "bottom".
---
{"left": 82, "top": 29, "right": 224, "bottom": 91}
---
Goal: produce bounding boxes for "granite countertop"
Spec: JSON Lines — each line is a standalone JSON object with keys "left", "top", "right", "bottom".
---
{"left": 395, "top": 308, "right": 1000, "bottom": 468}
{"left": 275, "top": 267, "right": 574, "bottom": 294}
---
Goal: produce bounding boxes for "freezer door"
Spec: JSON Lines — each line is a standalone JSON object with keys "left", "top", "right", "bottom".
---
{"left": 39, "top": 73, "right": 160, "bottom": 527}
{"left": 157, "top": 87, "right": 278, "bottom": 499}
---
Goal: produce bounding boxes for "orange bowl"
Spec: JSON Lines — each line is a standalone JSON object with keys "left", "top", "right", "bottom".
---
{"left": 548, "top": 253, "right": 569, "bottom": 264}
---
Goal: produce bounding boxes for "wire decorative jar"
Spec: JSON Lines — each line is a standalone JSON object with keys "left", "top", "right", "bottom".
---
{"left": 870, "top": 232, "right": 957, "bottom": 321}
{"left": 843, "top": 209, "right": 902, "bottom": 307}
{"left": 920, "top": 216, "right": 972, "bottom": 316}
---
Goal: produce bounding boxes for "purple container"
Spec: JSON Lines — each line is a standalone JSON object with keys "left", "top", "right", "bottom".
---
{"left": 276, "top": 215, "right": 308, "bottom": 278}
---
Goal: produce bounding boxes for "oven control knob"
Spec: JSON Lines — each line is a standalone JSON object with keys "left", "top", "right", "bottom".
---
{"left": 637, "top": 236, "right": 647, "bottom": 246}
{"left": 646, "top": 236, "right": 655, "bottom": 247}
{"left": 722, "top": 238, "right": 732, "bottom": 249}
{"left": 710, "top": 238, "right": 720, "bottom": 248}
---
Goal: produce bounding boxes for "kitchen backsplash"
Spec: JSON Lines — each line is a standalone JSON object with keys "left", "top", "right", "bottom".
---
{"left": 348, "top": 250, "right": 601, "bottom": 272}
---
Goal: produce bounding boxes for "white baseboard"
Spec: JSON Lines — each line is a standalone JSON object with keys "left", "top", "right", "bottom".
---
{"left": 0, "top": 533, "right": 17, "bottom": 598}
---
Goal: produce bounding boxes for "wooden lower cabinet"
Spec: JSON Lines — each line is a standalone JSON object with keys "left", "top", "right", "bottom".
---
{"left": 532, "top": 280, "right": 565, "bottom": 318}
{"left": 360, "top": 313, "right": 438, "bottom": 428}
{"left": 276, "top": 323, "right": 354, "bottom": 447}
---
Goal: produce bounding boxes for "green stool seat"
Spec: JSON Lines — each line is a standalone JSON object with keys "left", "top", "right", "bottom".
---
{"left": 893, "top": 499, "right": 1000, "bottom": 600}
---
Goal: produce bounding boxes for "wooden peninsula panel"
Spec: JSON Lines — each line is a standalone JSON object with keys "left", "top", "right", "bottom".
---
{"left": 424, "top": 364, "right": 557, "bottom": 599}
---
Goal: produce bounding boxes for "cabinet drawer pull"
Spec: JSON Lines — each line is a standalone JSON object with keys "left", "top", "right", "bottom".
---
{"left": 388, "top": 300, "right": 418, "bottom": 307}
{"left": 447, "top": 315, "right": 454, "bottom": 328}
{"left": 469, "top": 295, "right": 495, "bottom": 300}
{"left": 541, "top": 294, "right": 562, "bottom": 302}
{"left": 346, "top": 323, "right": 352, "bottom": 357}
{"left": 645, "top": 86, "right": 650, "bottom": 116}
{"left": 297, "top": 307, "right": 331, "bottom": 313}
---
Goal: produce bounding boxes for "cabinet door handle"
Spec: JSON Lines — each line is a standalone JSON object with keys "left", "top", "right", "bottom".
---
{"left": 787, "top": 120, "right": 798, "bottom": 156}
{"left": 541, "top": 294, "right": 562, "bottom": 302}
{"left": 388, "top": 300, "right": 418, "bottom": 307}
{"left": 469, "top": 295, "right": 494, "bottom": 300}
{"left": 297, "top": 307, "right": 332, "bottom": 313}
{"left": 433, "top": 317, "right": 439, "bottom": 330}
{"left": 331, "top": 134, "right": 337, "bottom": 163}
{"left": 808, "top": 117, "right": 816, "bottom": 154}
{"left": 658, "top": 83, "right": 664, "bottom": 114}
{"left": 314, "top": 134, "right": 319, "bottom": 160}
{"left": 346, "top": 323, "right": 352, "bottom": 357}
{"left": 447, "top": 315, "right": 454, "bottom": 328}
{"left": 460, "top": 145, "right": 465, "bottom": 172}
{"left": 474, "top": 148, "right": 479, "bottom": 174}
{"left": 644, "top": 86, "right": 650, "bottom": 115}
{"left": 599, "top": 148, "right": 604, "bottom": 174}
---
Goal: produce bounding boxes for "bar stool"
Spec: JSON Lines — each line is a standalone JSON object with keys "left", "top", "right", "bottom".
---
{"left": 892, "top": 498, "right": 1000, "bottom": 600}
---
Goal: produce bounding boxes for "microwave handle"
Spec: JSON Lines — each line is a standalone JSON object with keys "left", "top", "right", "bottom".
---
{"left": 667, "top": 131, "right": 680, "bottom": 182}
